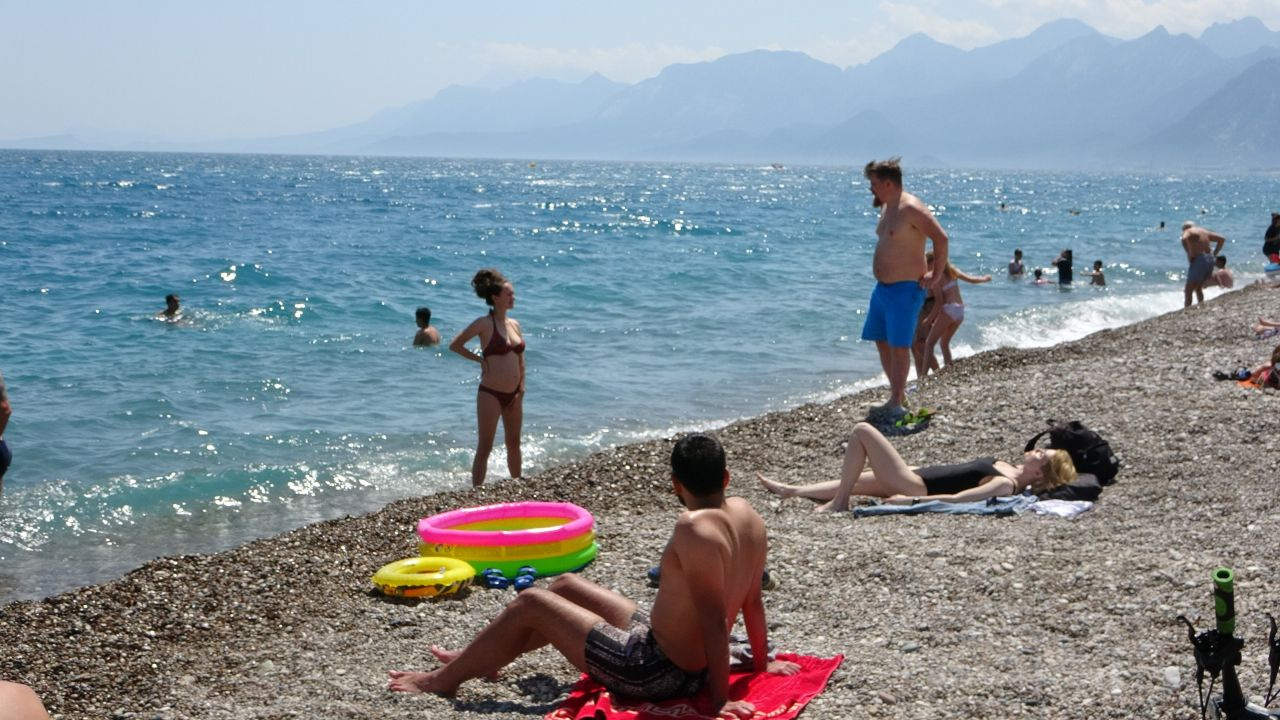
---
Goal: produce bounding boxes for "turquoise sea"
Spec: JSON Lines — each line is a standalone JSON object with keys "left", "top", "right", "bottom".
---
{"left": 1, "top": 150, "right": 1276, "bottom": 604}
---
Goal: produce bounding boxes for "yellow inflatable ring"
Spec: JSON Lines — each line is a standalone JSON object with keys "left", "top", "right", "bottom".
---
{"left": 420, "top": 528, "right": 596, "bottom": 562}
{"left": 372, "top": 556, "right": 475, "bottom": 598}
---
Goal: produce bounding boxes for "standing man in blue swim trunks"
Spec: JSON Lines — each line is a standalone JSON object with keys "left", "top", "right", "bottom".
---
{"left": 861, "top": 158, "right": 949, "bottom": 418}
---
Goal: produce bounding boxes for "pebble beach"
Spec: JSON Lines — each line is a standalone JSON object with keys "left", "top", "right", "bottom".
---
{"left": 3, "top": 283, "right": 1280, "bottom": 720}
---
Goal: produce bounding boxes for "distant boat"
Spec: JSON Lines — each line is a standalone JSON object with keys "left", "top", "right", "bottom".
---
{"left": 770, "top": 163, "right": 784, "bottom": 170}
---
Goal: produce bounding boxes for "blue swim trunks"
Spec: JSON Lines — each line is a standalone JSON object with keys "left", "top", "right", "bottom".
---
{"left": 1187, "top": 252, "right": 1215, "bottom": 286}
{"left": 861, "top": 280, "right": 926, "bottom": 348}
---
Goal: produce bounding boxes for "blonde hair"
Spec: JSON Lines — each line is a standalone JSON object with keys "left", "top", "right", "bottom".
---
{"left": 1030, "top": 449, "right": 1078, "bottom": 494}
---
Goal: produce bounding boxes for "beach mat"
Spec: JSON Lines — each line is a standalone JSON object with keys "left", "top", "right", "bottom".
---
{"left": 546, "top": 652, "right": 843, "bottom": 720}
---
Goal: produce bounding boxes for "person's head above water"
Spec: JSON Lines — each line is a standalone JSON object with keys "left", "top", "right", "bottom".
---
{"left": 1093, "top": 260, "right": 1103, "bottom": 270}
{"left": 1034, "top": 268, "right": 1043, "bottom": 279}
{"left": 415, "top": 307, "right": 432, "bottom": 327}
{"left": 670, "top": 433, "right": 727, "bottom": 497}
{"left": 471, "top": 269, "right": 511, "bottom": 307}
{"left": 1014, "top": 249, "right": 1023, "bottom": 260}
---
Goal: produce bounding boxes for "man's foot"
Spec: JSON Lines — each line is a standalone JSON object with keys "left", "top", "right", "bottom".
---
{"left": 388, "top": 669, "right": 457, "bottom": 696}
{"left": 756, "top": 472, "right": 795, "bottom": 498}
{"left": 871, "top": 403, "right": 909, "bottom": 422}
{"left": 429, "top": 646, "right": 499, "bottom": 681}
{"left": 813, "top": 500, "right": 847, "bottom": 514}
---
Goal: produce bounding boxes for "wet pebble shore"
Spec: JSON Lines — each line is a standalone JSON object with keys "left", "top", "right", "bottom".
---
{"left": 4, "top": 285, "right": 1280, "bottom": 719}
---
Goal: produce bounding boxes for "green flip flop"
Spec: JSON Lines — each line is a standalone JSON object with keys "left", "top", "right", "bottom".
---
{"left": 895, "top": 408, "right": 935, "bottom": 428}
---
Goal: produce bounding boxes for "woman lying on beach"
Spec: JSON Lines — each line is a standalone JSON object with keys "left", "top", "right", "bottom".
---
{"left": 1254, "top": 317, "right": 1280, "bottom": 340}
{"left": 919, "top": 258, "right": 991, "bottom": 375}
{"left": 757, "top": 422, "right": 1077, "bottom": 513}
{"left": 1244, "top": 344, "right": 1280, "bottom": 389}
{"left": 449, "top": 269, "right": 526, "bottom": 486}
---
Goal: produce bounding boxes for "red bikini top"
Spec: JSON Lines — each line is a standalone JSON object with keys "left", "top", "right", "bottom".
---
{"left": 483, "top": 314, "right": 525, "bottom": 357}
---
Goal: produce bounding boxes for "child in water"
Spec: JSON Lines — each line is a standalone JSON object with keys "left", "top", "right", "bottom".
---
{"left": 1082, "top": 260, "right": 1106, "bottom": 286}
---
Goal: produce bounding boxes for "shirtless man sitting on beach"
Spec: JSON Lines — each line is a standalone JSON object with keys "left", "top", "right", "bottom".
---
{"left": 861, "top": 158, "right": 948, "bottom": 417}
{"left": 1181, "top": 221, "right": 1226, "bottom": 307}
{"left": 389, "top": 434, "right": 798, "bottom": 718}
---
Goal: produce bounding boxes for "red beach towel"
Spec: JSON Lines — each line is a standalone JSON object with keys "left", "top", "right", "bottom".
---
{"left": 546, "top": 653, "right": 843, "bottom": 720}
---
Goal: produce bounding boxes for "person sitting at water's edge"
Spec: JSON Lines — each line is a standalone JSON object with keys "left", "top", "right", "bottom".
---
{"left": 758, "top": 422, "right": 1077, "bottom": 513}
{"left": 389, "top": 434, "right": 800, "bottom": 718}
{"left": 413, "top": 307, "right": 441, "bottom": 346}
{"left": 1203, "top": 255, "right": 1233, "bottom": 289}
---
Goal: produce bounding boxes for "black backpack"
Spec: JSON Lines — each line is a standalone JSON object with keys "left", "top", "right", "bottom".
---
{"left": 1024, "top": 420, "right": 1120, "bottom": 486}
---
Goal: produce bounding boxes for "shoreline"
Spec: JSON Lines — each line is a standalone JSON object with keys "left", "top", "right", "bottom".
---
{"left": 0, "top": 281, "right": 1222, "bottom": 607}
{"left": 4, "top": 284, "right": 1279, "bottom": 719}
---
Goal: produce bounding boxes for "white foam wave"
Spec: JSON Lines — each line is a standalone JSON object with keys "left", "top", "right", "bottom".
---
{"left": 976, "top": 288, "right": 1207, "bottom": 351}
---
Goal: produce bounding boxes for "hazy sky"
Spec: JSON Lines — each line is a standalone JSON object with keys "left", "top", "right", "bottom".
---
{"left": 2, "top": 1, "right": 1277, "bottom": 141}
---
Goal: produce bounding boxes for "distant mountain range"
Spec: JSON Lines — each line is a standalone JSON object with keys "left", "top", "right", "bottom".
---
{"left": 7, "top": 17, "right": 1279, "bottom": 170}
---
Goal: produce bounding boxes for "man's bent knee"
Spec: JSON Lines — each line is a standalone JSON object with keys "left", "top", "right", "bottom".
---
{"left": 548, "top": 573, "right": 586, "bottom": 592}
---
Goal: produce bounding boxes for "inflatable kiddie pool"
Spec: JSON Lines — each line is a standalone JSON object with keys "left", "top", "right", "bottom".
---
{"left": 417, "top": 501, "right": 598, "bottom": 578}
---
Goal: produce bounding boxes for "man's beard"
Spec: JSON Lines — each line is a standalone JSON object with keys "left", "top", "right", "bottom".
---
{"left": 872, "top": 196, "right": 883, "bottom": 208}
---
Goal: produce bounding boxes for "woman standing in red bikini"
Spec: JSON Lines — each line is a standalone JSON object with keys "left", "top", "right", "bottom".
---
{"left": 449, "top": 269, "right": 526, "bottom": 486}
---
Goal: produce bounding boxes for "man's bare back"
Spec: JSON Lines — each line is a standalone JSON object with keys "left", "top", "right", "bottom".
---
{"left": 650, "top": 496, "right": 766, "bottom": 673}
{"left": 1182, "top": 224, "right": 1225, "bottom": 261}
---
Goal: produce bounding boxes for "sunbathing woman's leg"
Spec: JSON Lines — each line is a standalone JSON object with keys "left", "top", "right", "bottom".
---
{"left": 759, "top": 423, "right": 922, "bottom": 511}
{"left": 757, "top": 469, "right": 875, "bottom": 500}
{"left": 816, "top": 422, "right": 921, "bottom": 512}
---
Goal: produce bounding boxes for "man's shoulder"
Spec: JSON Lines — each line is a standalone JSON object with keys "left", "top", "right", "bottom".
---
{"left": 675, "top": 498, "right": 763, "bottom": 532}
{"left": 900, "top": 192, "right": 929, "bottom": 212}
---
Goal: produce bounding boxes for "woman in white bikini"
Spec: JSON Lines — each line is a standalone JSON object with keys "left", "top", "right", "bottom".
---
{"left": 919, "top": 259, "right": 991, "bottom": 376}
{"left": 758, "top": 422, "right": 1077, "bottom": 513}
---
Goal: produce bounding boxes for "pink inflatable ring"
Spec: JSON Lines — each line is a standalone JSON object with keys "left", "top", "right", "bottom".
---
{"left": 417, "top": 501, "right": 594, "bottom": 548}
